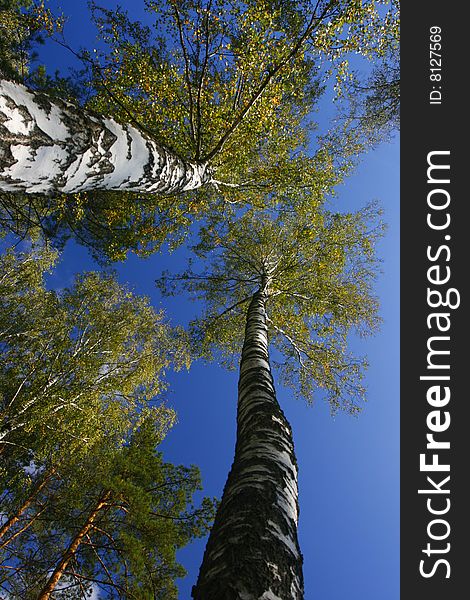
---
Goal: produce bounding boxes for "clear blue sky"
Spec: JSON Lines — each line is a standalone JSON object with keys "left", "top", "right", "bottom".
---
{"left": 33, "top": 3, "right": 400, "bottom": 598}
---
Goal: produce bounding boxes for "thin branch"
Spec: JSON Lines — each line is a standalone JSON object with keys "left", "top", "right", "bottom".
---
{"left": 68, "top": 563, "right": 89, "bottom": 599}
{"left": 202, "top": 0, "right": 335, "bottom": 162}
{"left": 61, "top": 571, "right": 139, "bottom": 600}
{"left": 0, "top": 505, "right": 48, "bottom": 551}
{"left": 194, "top": 1, "right": 213, "bottom": 159}
{"left": 171, "top": 2, "right": 196, "bottom": 146}
{"left": 266, "top": 317, "right": 306, "bottom": 367}
{"left": 84, "top": 532, "right": 115, "bottom": 589}
{"left": 209, "top": 295, "right": 253, "bottom": 322}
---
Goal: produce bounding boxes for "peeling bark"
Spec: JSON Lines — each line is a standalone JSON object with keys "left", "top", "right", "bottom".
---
{"left": 0, "top": 80, "right": 211, "bottom": 195}
{"left": 192, "top": 291, "right": 304, "bottom": 600}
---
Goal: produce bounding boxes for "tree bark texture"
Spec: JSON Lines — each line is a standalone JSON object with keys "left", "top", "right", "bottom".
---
{"left": 0, "top": 80, "right": 211, "bottom": 195}
{"left": 37, "top": 491, "right": 111, "bottom": 600}
{"left": 192, "top": 291, "right": 304, "bottom": 600}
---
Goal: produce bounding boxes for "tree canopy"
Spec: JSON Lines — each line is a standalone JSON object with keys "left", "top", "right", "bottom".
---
{"left": 1, "top": 414, "right": 216, "bottom": 599}
{"left": 158, "top": 202, "right": 384, "bottom": 413}
{"left": 0, "top": 246, "right": 216, "bottom": 597}
{"left": 1, "top": 0, "right": 399, "bottom": 261}
{"left": 0, "top": 1, "right": 399, "bottom": 595}
{"left": 0, "top": 245, "right": 189, "bottom": 462}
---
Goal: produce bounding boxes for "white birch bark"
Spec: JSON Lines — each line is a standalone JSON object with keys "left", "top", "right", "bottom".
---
{"left": 192, "top": 291, "right": 304, "bottom": 600}
{"left": 0, "top": 80, "right": 211, "bottom": 195}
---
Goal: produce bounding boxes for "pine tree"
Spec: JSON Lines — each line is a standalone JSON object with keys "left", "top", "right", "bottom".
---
{"left": 1, "top": 415, "right": 216, "bottom": 598}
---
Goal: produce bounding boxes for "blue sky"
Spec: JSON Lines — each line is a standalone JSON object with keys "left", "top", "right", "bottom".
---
{"left": 31, "top": 2, "right": 400, "bottom": 598}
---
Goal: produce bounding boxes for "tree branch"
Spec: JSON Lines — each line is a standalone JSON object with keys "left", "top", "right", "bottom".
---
{"left": 202, "top": 0, "right": 335, "bottom": 162}
{"left": 171, "top": 1, "right": 197, "bottom": 147}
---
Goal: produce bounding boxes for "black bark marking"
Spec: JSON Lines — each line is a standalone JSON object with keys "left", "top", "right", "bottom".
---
{"left": 0, "top": 80, "right": 210, "bottom": 194}
{"left": 193, "top": 291, "right": 304, "bottom": 599}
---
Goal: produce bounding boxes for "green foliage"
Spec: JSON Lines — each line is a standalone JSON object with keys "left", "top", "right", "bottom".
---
{"left": 87, "top": 0, "right": 318, "bottom": 161}
{"left": 334, "top": 53, "right": 399, "bottom": 147}
{"left": 327, "top": 0, "right": 400, "bottom": 145}
{"left": 0, "top": 188, "right": 204, "bottom": 262}
{"left": 1, "top": 0, "right": 397, "bottom": 261}
{"left": 0, "top": 415, "right": 217, "bottom": 598}
{"left": 0, "top": 0, "right": 39, "bottom": 81}
{"left": 0, "top": 246, "right": 215, "bottom": 597}
{"left": 86, "top": 0, "right": 398, "bottom": 165}
{"left": 0, "top": 0, "right": 65, "bottom": 82}
{"left": 0, "top": 245, "right": 189, "bottom": 462}
{"left": 83, "top": 0, "right": 394, "bottom": 200}
{"left": 158, "top": 203, "right": 384, "bottom": 413}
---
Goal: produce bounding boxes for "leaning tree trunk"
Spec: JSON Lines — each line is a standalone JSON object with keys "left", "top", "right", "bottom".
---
{"left": 192, "top": 290, "right": 304, "bottom": 600}
{"left": 37, "top": 490, "right": 111, "bottom": 600}
{"left": 0, "top": 80, "right": 211, "bottom": 195}
{"left": 0, "top": 467, "right": 55, "bottom": 546}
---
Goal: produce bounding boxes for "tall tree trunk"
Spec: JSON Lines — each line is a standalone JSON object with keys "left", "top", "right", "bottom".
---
{"left": 0, "top": 467, "right": 55, "bottom": 546}
{"left": 0, "top": 80, "right": 212, "bottom": 195}
{"left": 37, "top": 491, "right": 111, "bottom": 600}
{"left": 192, "top": 290, "right": 304, "bottom": 600}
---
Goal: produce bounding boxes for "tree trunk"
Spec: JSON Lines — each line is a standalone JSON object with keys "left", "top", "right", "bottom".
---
{"left": 0, "top": 80, "right": 211, "bottom": 195}
{"left": 192, "top": 291, "right": 304, "bottom": 600}
{"left": 0, "top": 467, "right": 55, "bottom": 546}
{"left": 37, "top": 491, "right": 111, "bottom": 600}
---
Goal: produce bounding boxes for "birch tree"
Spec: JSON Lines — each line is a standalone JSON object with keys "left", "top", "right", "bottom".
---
{"left": 157, "top": 205, "right": 384, "bottom": 598}
{"left": 332, "top": 0, "right": 400, "bottom": 145}
{"left": 0, "top": 0, "right": 397, "bottom": 259}
{"left": 0, "top": 246, "right": 217, "bottom": 597}
{"left": 0, "top": 245, "right": 189, "bottom": 462}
